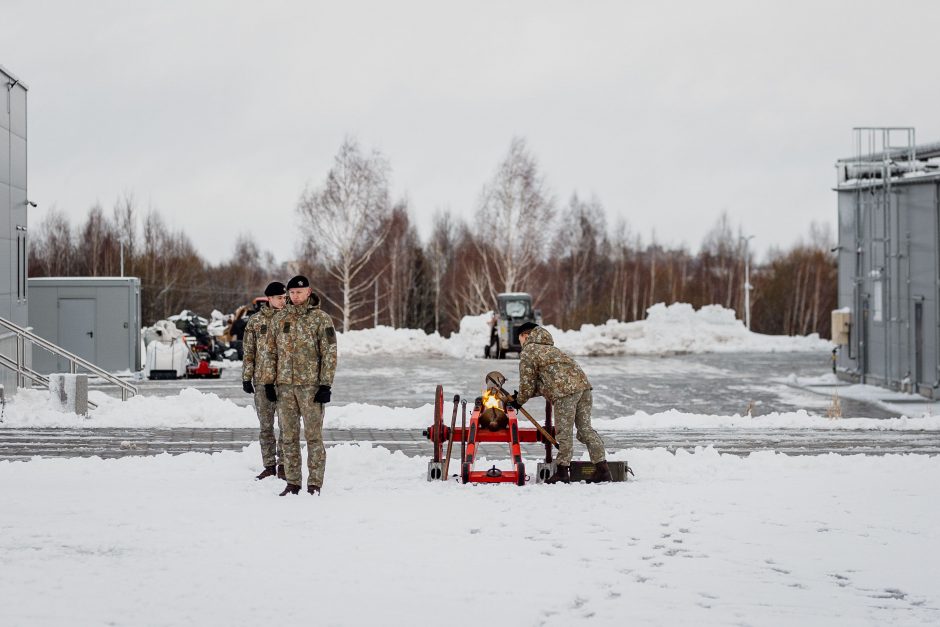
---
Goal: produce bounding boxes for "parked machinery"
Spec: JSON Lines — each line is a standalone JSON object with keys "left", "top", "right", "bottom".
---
{"left": 484, "top": 292, "right": 543, "bottom": 359}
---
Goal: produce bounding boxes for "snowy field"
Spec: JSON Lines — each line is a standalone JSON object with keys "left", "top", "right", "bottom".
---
{"left": 1, "top": 444, "right": 937, "bottom": 626}
{"left": 4, "top": 304, "right": 936, "bottom": 625}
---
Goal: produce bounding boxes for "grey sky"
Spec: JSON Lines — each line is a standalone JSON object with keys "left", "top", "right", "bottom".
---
{"left": 3, "top": 0, "right": 939, "bottom": 264}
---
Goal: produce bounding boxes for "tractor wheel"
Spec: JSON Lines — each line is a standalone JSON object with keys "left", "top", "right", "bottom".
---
{"left": 515, "top": 462, "right": 526, "bottom": 486}
{"left": 461, "top": 462, "right": 471, "bottom": 484}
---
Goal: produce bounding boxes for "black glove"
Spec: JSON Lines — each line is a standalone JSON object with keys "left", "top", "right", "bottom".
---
{"left": 242, "top": 380, "right": 254, "bottom": 394}
{"left": 508, "top": 390, "right": 521, "bottom": 409}
{"left": 314, "top": 385, "right": 331, "bottom": 404}
{"left": 264, "top": 384, "right": 277, "bottom": 403}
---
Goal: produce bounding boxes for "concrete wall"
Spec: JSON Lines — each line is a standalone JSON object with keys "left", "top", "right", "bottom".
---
{"left": 836, "top": 178, "right": 940, "bottom": 395}
{"left": 0, "top": 66, "right": 29, "bottom": 394}
{"left": 28, "top": 278, "right": 142, "bottom": 374}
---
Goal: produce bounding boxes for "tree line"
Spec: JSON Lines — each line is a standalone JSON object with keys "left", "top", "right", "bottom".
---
{"left": 28, "top": 138, "right": 837, "bottom": 338}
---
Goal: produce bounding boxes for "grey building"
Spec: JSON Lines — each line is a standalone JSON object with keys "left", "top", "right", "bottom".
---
{"left": 28, "top": 277, "right": 142, "bottom": 374}
{"left": 834, "top": 127, "right": 940, "bottom": 395}
{"left": 0, "top": 65, "right": 29, "bottom": 394}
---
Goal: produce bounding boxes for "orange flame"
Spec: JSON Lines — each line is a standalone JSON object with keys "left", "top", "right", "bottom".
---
{"left": 482, "top": 388, "right": 503, "bottom": 410}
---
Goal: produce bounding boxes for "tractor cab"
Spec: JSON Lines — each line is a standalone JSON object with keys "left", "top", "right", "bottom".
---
{"left": 484, "top": 292, "right": 542, "bottom": 359}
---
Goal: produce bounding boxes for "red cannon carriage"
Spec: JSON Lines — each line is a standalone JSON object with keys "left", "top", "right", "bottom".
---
{"left": 423, "top": 373, "right": 557, "bottom": 485}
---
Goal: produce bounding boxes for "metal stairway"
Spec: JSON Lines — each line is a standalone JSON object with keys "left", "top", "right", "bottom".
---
{"left": 0, "top": 316, "right": 138, "bottom": 409}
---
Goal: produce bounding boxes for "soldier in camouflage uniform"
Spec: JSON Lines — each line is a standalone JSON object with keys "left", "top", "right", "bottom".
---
{"left": 242, "top": 281, "right": 287, "bottom": 480}
{"left": 513, "top": 322, "right": 611, "bottom": 483}
{"left": 260, "top": 275, "right": 337, "bottom": 496}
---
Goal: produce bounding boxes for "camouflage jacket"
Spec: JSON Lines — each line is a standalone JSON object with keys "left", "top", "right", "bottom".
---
{"left": 260, "top": 295, "right": 338, "bottom": 387}
{"left": 517, "top": 326, "right": 591, "bottom": 405}
{"left": 241, "top": 305, "right": 278, "bottom": 383}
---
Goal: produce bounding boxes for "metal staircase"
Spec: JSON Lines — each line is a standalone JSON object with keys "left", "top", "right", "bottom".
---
{"left": 0, "top": 316, "right": 137, "bottom": 409}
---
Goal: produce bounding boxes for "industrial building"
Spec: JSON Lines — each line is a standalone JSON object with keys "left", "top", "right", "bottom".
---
{"left": 834, "top": 127, "right": 940, "bottom": 396}
{"left": 0, "top": 65, "right": 29, "bottom": 395}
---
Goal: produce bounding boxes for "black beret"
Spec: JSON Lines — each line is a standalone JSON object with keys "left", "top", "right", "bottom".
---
{"left": 264, "top": 281, "right": 286, "bottom": 297}
{"left": 286, "top": 275, "right": 310, "bottom": 290}
{"left": 517, "top": 322, "right": 539, "bottom": 334}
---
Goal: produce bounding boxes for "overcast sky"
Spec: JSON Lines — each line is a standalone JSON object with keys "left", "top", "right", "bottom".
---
{"left": 3, "top": 0, "right": 940, "bottom": 264}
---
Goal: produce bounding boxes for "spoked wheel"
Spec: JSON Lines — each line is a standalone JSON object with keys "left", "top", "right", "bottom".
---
{"left": 432, "top": 384, "right": 444, "bottom": 463}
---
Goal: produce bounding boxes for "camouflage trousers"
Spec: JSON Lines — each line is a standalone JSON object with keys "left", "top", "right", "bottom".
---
{"left": 552, "top": 389, "right": 606, "bottom": 465}
{"left": 277, "top": 384, "right": 326, "bottom": 487}
{"left": 253, "top": 386, "right": 283, "bottom": 468}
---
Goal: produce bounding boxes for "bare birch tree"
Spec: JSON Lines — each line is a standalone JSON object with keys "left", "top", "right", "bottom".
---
{"left": 473, "top": 137, "right": 554, "bottom": 298}
{"left": 427, "top": 211, "right": 455, "bottom": 333}
{"left": 553, "top": 193, "right": 606, "bottom": 326}
{"left": 297, "top": 138, "right": 392, "bottom": 331}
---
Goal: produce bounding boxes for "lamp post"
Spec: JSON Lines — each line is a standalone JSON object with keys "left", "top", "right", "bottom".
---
{"left": 741, "top": 235, "right": 755, "bottom": 330}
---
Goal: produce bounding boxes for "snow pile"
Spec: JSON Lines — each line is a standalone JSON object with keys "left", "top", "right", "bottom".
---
{"left": 593, "top": 408, "right": 940, "bottom": 431}
{"left": 336, "top": 313, "right": 491, "bottom": 359}
{"left": 550, "top": 303, "right": 833, "bottom": 356}
{"left": 1, "top": 445, "right": 937, "bottom": 625}
{"left": 4, "top": 387, "right": 940, "bottom": 430}
{"left": 334, "top": 304, "right": 831, "bottom": 358}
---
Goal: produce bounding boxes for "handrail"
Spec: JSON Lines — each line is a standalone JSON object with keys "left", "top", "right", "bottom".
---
{"left": 0, "top": 351, "right": 99, "bottom": 409}
{"left": 0, "top": 316, "right": 137, "bottom": 401}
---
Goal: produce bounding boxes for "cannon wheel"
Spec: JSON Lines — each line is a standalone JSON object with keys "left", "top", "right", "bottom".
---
{"left": 432, "top": 384, "right": 444, "bottom": 463}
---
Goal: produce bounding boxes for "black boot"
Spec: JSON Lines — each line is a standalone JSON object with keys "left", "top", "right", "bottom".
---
{"left": 587, "top": 461, "right": 612, "bottom": 483}
{"left": 546, "top": 464, "right": 570, "bottom": 484}
{"left": 279, "top": 483, "right": 301, "bottom": 496}
{"left": 255, "top": 465, "right": 277, "bottom": 480}
{"left": 276, "top": 464, "right": 286, "bottom": 480}
{"left": 307, "top": 484, "right": 320, "bottom": 495}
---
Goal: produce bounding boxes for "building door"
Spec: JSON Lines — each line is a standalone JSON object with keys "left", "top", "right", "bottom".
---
{"left": 915, "top": 302, "right": 924, "bottom": 385}
{"left": 58, "top": 299, "right": 96, "bottom": 369}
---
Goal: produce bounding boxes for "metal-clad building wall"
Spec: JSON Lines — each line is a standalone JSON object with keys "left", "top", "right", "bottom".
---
{"left": 0, "top": 66, "right": 29, "bottom": 394}
{"left": 836, "top": 178, "right": 940, "bottom": 395}
{"left": 27, "top": 278, "right": 141, "bottom": 374}
{"left": 904, "top": 184, "right": 938, "bottom": 391}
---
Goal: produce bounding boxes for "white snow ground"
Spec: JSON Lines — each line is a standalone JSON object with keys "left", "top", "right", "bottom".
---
{"left": 5, "top": 387, "right": 940, "bottom": 431}
{"left": 0, "top": 444, "right": 937, "bottom": 626}
{"left": 336, "top": 303, "right": 833, "bottom": 358}
{"left": 785, "top": 372, "right": 940, "bottom": 419}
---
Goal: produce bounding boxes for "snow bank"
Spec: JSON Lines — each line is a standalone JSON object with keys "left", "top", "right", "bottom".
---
{"left": 551, "top": 303, "right": 833, "bottom": 356}
{"left": 336, "top": 313, "right": 490, "bottom": 359}
{"left": 335, "top": 304, "right": 832, "bottom": 358}
{"left": 1, "top": 445, "right": 937, "bottom": 626}
{"left": 4, "top": 387, "right": 939, "bottom": 431}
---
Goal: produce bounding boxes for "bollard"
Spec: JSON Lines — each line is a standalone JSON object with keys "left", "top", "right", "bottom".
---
{"left": 48, "top": 373, "right": 89, "bottom": 416}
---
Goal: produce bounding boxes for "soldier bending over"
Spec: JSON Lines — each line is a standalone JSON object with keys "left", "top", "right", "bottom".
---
{"left": 512, "top": 322, "right": 611, "bottom": 484}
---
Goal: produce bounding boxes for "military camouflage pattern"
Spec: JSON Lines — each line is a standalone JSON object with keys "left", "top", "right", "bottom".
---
{"left": 516, "top": 326, "right": 591, "bottom": 405}
{"left": 260, "top": 295, "right": 337, "bottom": 387}
{"left": 253, "top": 387, "right": 283, "bottom": 467}
{"left": 242, "top": 305, "right": 277, "bottom": 383}
{"left": 551, "top": 389, "right": 607, "bottom": 465}
{"left": 278, "top": 384, "right": 326, "bottom": 487}
{"left": 243, "top": 305, "right": 282, "bottom": 467}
